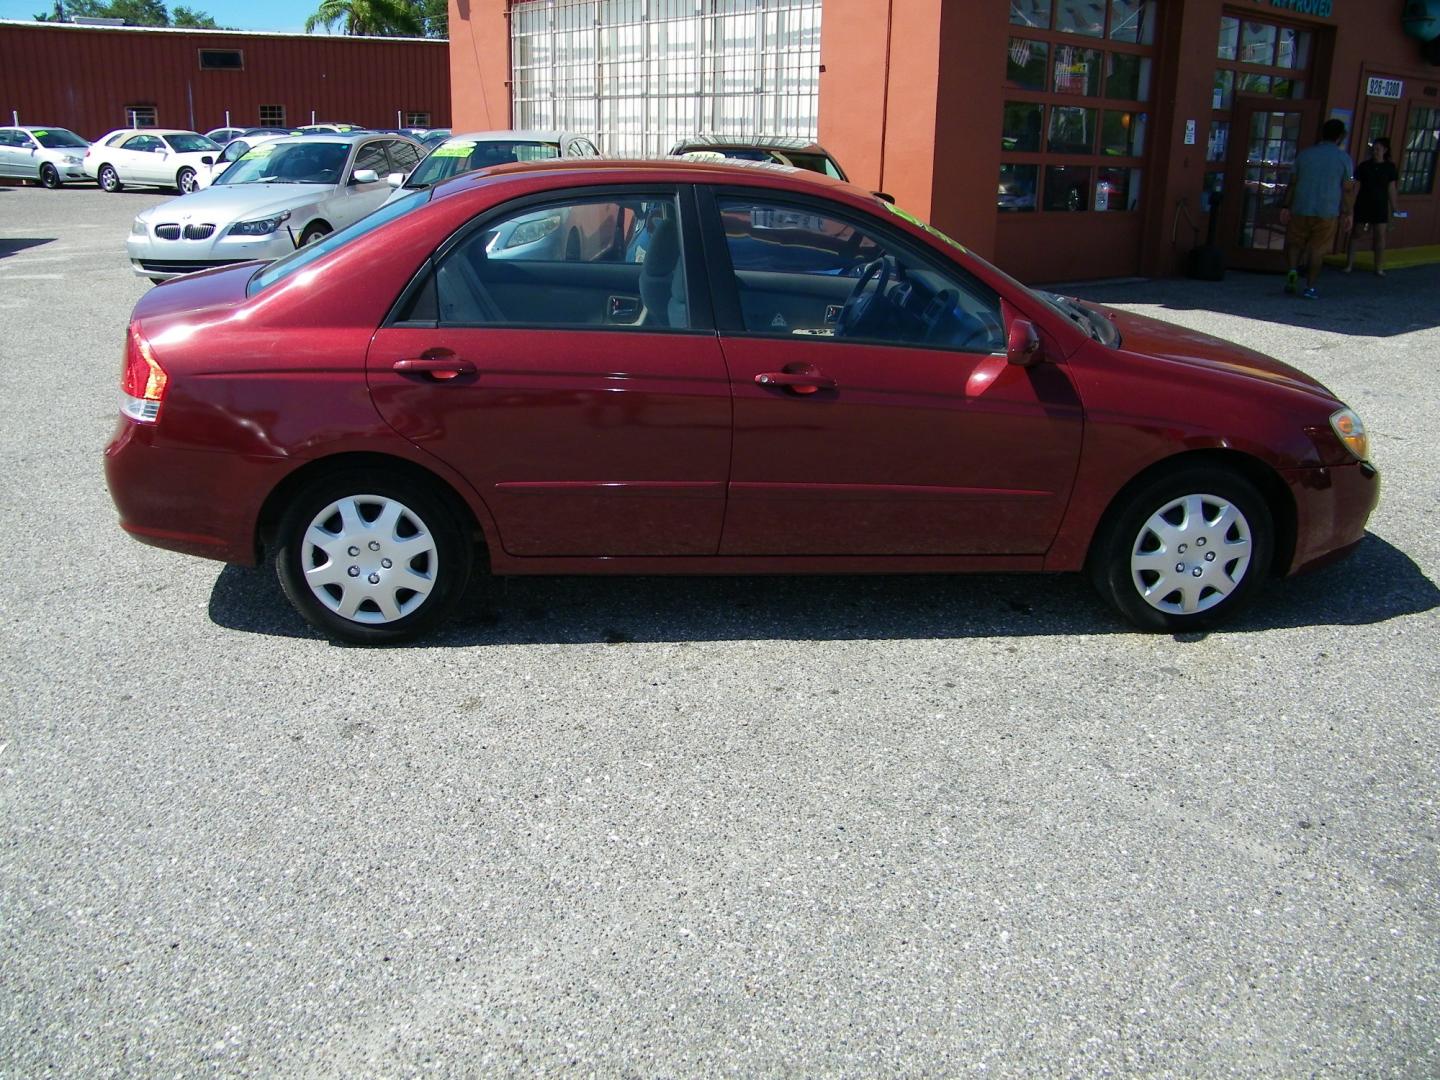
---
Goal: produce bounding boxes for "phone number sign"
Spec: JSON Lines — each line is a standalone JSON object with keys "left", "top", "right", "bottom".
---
{"left": 1367, "top": 76, "right": 1404, "bottom": 99}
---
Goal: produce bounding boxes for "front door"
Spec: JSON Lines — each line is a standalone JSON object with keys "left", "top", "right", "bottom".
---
{"left": 705, "top": 191, "right": 1084, "bottom": 557}
{"left": 1220, "top": 98, "right": 1321, "bottom": 271}
{"left": 368, "top": 187, "right": 733, "bottom": 558}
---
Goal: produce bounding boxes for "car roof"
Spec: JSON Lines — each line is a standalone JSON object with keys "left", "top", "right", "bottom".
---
{"left": 10, "top": 125, "right": 82, "bottom": 133}
{"left": 432, "top": 155, "right": 853, "bottom": 202}
{"left": 670, "top": 135, "right": 834, "bottom": 156}
{"left": 442, "top": 130, "right": 575, "bottom": 143}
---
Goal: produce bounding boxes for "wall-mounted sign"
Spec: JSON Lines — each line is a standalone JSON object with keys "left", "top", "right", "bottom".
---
{"left": 1185, "top": 119, "right": 1197, "bottom": 145}
{"left": 1367, "top": 76, "right": 1404, "bottom": 98}
{"left": 1267, "top": 0, "right": 1333, "bottom": 17}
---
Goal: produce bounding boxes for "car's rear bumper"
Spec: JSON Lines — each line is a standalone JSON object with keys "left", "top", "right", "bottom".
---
{"left": 1282, "top": 460, "right": 1380, "bottom": 575}
{"left": 104, "top": 418, "right": 289, "bottom": 565}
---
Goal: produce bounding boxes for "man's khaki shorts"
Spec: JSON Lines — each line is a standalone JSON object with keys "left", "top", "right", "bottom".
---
{"left": 1286, "top": 214, "right": 1337, "bottom": 258}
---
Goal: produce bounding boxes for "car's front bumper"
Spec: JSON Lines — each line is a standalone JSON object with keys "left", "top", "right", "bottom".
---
{"left": 126, "top": 228, "right": 297, "bottom": 279}
{"left": 1282, "top": 459, "right": 1380, "bottom": 575}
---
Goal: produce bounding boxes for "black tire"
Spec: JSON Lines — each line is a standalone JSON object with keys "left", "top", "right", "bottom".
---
{"left": 39, "top": 164, "right": 61, "bottom": 189}
{"left": 176, "top": 167, "right": 197, "bottom": 194}
{"left": 275, "top": 470, "right": 473, "bottom": 645}
{"left": 564, "top": 228, "right": 581, "bottom": 261}
{"left": 1088, "top": 466, "right": 1273, "bottom": 631}
{"left": 98, "top": 165, "right": 122, "bottom": 193}
{"left": 299, "top": 223, "right": 331, "bottom": 246}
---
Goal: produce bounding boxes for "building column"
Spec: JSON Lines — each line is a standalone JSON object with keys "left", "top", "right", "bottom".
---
{"left": 449, "top": 0, "right": 511, "bottom": 133}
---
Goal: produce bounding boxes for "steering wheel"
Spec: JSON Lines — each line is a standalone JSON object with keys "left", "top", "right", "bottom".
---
{"left": 835, "top": 254, "right": 898, "bottom": 338}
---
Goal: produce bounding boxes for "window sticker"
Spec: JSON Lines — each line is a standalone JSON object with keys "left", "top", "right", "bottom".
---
{"left": 240, "top": 143, "right": 277, "bottom": 159}
{"left": 33, "top": 129, "right": 49, "bottom": 137}
{"left": 432, "top": 140, "right": 477, "bottom": 158}
{"left": 880, "top": 200, "right": 969, "bottom": 254}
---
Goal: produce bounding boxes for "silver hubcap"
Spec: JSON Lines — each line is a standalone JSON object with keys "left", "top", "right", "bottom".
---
{"left": 1130, "top": 493, "right": 1252, "bottom": 615}
{"left": 300, "top": 495, "right": 438, "bottom": 625}
{"left": 180, "top": 172, "right": 194, "bottom": 191}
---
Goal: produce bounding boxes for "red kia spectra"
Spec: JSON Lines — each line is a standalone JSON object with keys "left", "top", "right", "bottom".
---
{"left": 104, "top": 159, "right": 1379, "bottom": 643}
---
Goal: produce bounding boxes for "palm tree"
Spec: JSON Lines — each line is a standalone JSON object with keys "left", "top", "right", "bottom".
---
{"left": 305, "top": 0, "right": 421, "bottom": 36}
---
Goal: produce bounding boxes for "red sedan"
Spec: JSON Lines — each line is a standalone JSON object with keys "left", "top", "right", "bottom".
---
{"left": 104, "top": 159, "right": 1378, "bottom": 643}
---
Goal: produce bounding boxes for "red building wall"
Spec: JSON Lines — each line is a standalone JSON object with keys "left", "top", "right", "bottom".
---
{"left": 0, "top": 20, "right": 450, "bottom": 140}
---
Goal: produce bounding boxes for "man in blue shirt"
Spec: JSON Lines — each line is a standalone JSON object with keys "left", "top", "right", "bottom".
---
{"left": 1280, "top": 118, "right": 1355, "bottom": 299}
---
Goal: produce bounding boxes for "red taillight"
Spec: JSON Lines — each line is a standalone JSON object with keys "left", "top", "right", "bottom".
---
{"left": 120, "top": 326, "right": 168, "bottom": 423}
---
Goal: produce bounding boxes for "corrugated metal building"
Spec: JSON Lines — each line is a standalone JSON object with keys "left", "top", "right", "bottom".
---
{"left": 0, "top": 19, "right": 450, "bottom": 140}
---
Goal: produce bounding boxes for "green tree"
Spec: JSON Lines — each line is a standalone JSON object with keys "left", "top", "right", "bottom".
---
{"left": 305, "top": 0, "right": 422, "bottom": 36}
{"left": 172, "top": 4, "right": 218, "bottom": 26}
{"left": 411, "top": 0, "right": 445, "bottom": 37}
{"left": 33, "top": 1, "right": 67, "bottom": 21}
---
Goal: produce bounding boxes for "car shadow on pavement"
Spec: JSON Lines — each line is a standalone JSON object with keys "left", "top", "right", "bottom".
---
{"left": 206, "top": 531, "right": 1437, "bottom": 647}
{"left": 0, "top": 238, "right": 54, "bottom": 259}
{"left": 1062, "top": 265, "right": 1440, "bottom": 338}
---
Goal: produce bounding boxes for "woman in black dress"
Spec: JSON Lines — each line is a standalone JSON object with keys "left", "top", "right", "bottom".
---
{"left": 1345, "top": 137, "right": 1400, "bottom": 276}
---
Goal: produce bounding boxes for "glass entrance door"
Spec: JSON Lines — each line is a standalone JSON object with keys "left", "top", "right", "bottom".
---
{"left": 1220, "top": 98, "right": 1319, "bottom": 270}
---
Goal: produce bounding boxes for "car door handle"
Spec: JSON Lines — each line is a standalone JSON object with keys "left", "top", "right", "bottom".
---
{"left": 393, "top": 353, "right": 475, "bottom": 380}
{"left": 754, "top": 371, "right": 837, "bottom": 392}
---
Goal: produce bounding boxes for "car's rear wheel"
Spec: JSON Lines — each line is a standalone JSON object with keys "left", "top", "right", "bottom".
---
{"left": 98, "top": 165, "right": 122, "bottom": 193}
{"left": 39, "top": 164, "right": 61, "bottom": 189}
{"left": 299, "top": 223, "right": 331, "bottom": 246}
{"left": 1089, "top": 466, "right": 1273, "bottom": 631}
{"left": 176, "top": 167, "right": 197, "bottom": 194}
{"left": 275, "top": 471, "right": 472, "bottom": 644}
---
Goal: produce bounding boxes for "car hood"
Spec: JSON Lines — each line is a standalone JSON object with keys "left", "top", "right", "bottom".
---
{"left": 1097, "top": 305, "right": 1334, "bottom": 399}
{"left": 136, "top": 182, "right": 329, "bottom": 223}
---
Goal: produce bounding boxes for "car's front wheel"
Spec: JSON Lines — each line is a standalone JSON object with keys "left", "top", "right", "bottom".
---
{"left": 176, "top": 167, "right": 197, "bottom": 194}
{"left": 39, "top": 164, "right": 61, "bottom": 189}
{"left": 299, "top": 223, "right": 331, "bottom": 246}
{"left": 98, "top": 165, "right": 122, "bottom": 193}
{"left": 1089, "top": 466, "right": 1273, "bottom": 631}
{"left": 275, "top": 471, "right": 473, "bottom": 644}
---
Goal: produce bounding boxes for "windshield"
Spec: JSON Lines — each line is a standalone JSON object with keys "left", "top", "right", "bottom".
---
{"left": 165, "top": 133, "right": 221, "bottom": 154}
{"left": 406, "top": 139, "right": 561, "bottom": 189}
{"left": 32, "top": 128, "right": 88, "bottom": 149}
{"left": 248, "top": 189, "right": 430, "bottom": 295}
{"left": 218, "top": 141, "right": 348, "bottom": 186}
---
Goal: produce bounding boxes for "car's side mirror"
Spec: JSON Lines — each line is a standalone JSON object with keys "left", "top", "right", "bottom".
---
{"left": 1006, "top": 319, "right": 1045, "bottom": 366}
{"left": 352, "top": 169, "right": 380, "bottom": 185}
{"left": 873, "top": 191, "right": 895, "bottom": 204}
{"left": 385, "top": 171, "right": 405, "bottom": 188}
{"left": 201, "top": 155, "right": 214, "bottom": 166}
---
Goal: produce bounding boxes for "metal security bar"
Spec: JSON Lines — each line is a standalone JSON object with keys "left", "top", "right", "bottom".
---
{"left": 510, "top": 0, "right": 822, "bottom": 157}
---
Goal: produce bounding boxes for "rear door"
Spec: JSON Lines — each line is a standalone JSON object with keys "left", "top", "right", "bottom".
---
{"left": 367, "top": 184, "right": 734, "bottom": 558}
{"left": 703, "top": 188, "right": 1084, "bottom": 557}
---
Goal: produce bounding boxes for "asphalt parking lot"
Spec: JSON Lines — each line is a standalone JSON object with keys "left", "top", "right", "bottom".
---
{"left": 1, "top": 185, "right": 1436, "bottom": 1076}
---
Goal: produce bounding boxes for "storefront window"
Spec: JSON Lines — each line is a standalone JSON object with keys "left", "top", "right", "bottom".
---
{"left": 1108, "top": 0, "right": 1155, "bottom": 44}
{"left": 1002, "top": 101, "right": 1045, "bottom": 151}
{"left": 1006, "top": 37, "right": 1050, "bottom": 89}
{"left": 1207, "top": 120, "right": 1229, "bottom": 162}
{"left": 1216, "top": 16, "right": 1239, "bottom": 60}
{"left": 1044, "top": 165, "right": 1091, "bottom": 210}
{"left": 1053, "top": 45, "right": 1102, "bottom": 95}
{"left": 1239, "top": 21, "right": 1276, "bottom": 65}
{"left": 998, "top": 0, "right": 1157, "bottom": 214}
{"left": 1400, "top": 106, "right": 1439, "bottom": 195}
{"left": 1276, "top": 27, "right": 1311, "bottom": 69}
{"left": 1106, "top": 53, "right": 1151, "bottom": 100}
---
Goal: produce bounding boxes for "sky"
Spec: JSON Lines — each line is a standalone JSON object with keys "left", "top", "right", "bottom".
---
{"left": 0, "top": 0, "right": 323, "bottom": 32}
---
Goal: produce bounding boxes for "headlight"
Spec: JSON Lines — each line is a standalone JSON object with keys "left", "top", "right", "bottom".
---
{"left": 63, "top": 155, "right": 83, "bottom": 165}
{"left": 503, "top": 212, "right": 562, "bottom": 249}
{"left": 229, "top": 211, "right": 292, "bottom": 237}
{"left": 1329, "top": 408, "right": 1369, "bottom": 462}
{"left": 131, "top": 219, "right": 147, "bottom": 236}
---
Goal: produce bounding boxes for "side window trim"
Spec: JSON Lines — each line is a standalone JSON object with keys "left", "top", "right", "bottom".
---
{"left": 383, "top": 183, "right": 716, "bottom": 335}
{"left": 698, "top": 184, "right": 1003, "bottom": 353}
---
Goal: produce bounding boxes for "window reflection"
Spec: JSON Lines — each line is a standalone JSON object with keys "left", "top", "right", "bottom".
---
{"left": 998, "top": 164, "right": 1039, "bottom": 212}
{"left": 1053, "top": 44, "right": 1101, "bottom": 95}
{"left": 1049, "top": 106, "right": 1097, "bottom": 153}
{"left": 1006, "top": 37, "right": 1049, "bottom": 90}
{"left": 1108, "top": 0, "right": 1154, "bottom": 44}
{"left": 1054, "top": 0, "right": 1104, "bottom": 36}
{"left": 1044, "top": 165, "right": 1092, "bottom": 211}
{"left": 1010, "top": 0, "right": 1051, "bottom": 29}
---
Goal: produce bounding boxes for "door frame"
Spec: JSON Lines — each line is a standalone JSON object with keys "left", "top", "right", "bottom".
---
{"left": 1220, "top": 96, "right": 1322, "bottom": 272}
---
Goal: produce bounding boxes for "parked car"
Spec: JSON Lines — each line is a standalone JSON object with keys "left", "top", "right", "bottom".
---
{"left": 193, "top": 133, "right": 286, "bottom": 190}
{"left": 241, "top": 127, "right": 297, "bottom": 139}
{"left": 420, "top": 129, "right": 452, "bottom": 149}
{"left": 204, "top": 127, "right": 247, "bottom": 146}
{"left": 0, "top": 126, "right": 91, "bottom": 187}
{"left": 125, "top": 132, "right": 424, "bottom": 280}
{"left": 386, "top": 130, "right": 600, "bottom": 205}
{"left": 104, "top": 158, "right": 1378, "bottom": 644}
{"left": 669, "top": 136, "right": 848, "bottom": 180}
{"left": 293, "top": 123, "right": 366, "bottom": 135}
{"left": 83, "top": 129, "right": 223, "bottom": 193}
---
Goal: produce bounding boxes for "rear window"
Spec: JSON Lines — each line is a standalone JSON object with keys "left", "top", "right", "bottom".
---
{"left": 406, "top": 139, "right": 561, "bottom": 190}
{"left": 247, "top": 190, "right": 430, "bottom": 296}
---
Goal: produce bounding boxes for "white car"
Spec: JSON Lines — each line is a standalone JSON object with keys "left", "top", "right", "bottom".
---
{"left": 0, "top": 126, "right": 91, "bottom": 188}
{"left": 194, "top": 133, "right": 286, "bottom": 189}
{"left": 204, "top": 127, "right": 247, "bottom": 145}
{"left": 125, "top": 132, "right": 425, "bottom": 281}
{"left": 385, "top": 129, "right": 600, "bottom": 205}
{"left": 83, "top": 128, "right": 222, "bottom": 194}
